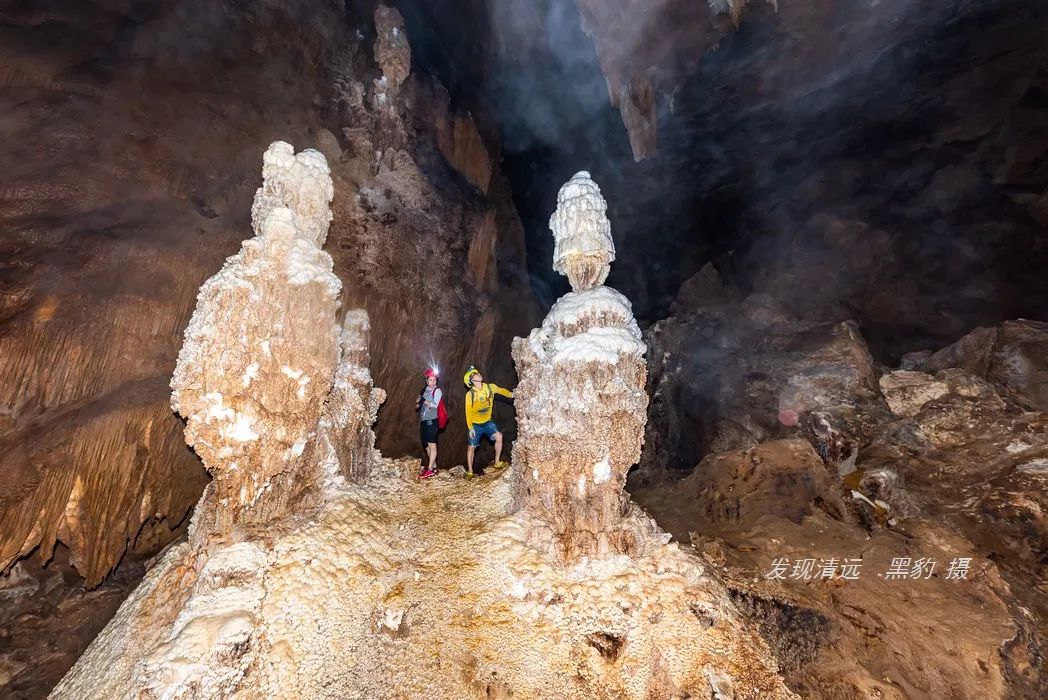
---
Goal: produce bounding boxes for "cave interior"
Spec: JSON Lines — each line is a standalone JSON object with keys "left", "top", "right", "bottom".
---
{"left": 0, "top": 0, "right": 1046, "bottom": 697}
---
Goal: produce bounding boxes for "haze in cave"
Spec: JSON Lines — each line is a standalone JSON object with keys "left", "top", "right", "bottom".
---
{"left": 0, "top": 1, "right": 1046, "bottom": 698}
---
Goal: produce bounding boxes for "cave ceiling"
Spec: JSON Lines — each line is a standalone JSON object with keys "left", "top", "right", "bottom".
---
{"left": 400, "top": 0, "right": 1048, "bottom": 358}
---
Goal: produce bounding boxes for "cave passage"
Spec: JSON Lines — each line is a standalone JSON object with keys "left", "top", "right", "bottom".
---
{"left": 1, "top": 0, "right": 1047, "bottom": 698}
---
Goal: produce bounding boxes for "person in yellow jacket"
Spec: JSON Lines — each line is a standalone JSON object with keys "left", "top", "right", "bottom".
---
{"left": 462, "top": 366, "right": 514, "bottom": 478}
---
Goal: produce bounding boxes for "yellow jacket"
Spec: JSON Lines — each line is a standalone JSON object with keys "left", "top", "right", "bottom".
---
{"left": 465, "top": 383, "right": 513, "bottom": 426}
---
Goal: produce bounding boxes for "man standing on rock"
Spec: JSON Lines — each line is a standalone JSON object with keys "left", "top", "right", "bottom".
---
{"left": 463, "top": 366, "right": 513, "bottom": 478}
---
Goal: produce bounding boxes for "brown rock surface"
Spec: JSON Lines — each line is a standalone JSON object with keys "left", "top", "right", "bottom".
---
{"left": 686, "top": 513, "right": 1022, "bottom": 698}
{"left": 572, "top": 0, "right": 768, "bottom": 160}
{"left": 631, "top": 268, "right": 1048, "bottom": 696}
{"left": 917, "top": 319, "right": 1048, "bottom": 410}
{"left": 879, "top": 370, "right": 951, "bottom": 417}
{"left": 0, "top": 0, "right": 539, "bottom": 590}
{"left": 671, "top": 439, "right": 835, "bottom": 530}
{"left": 0, "top": 0, "right": 350, "bottom": 587}
{"left": 635, "top": 267, "right": 888, "bottom": 487}
{"left": 436, "top": 107, "right": 494, "bottom": 194}
{"left": 0, "top": 549, "right": 145, "bottom": 698}
{"left": 325, "top": 54, "right": 541, "bottom": 463}
{"left": 373, "top": 5, "right": 411, "bottom": 89}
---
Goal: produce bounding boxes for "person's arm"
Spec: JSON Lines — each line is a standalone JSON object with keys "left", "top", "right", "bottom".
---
{"left": 491, "top": 383, "right": 514, "bottom": 399}
{"left": 465, "top": 391, "right": 473, "bottom": 433}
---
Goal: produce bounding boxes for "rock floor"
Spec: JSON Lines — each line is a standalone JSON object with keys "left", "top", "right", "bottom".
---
{"left": 53, "top": 457, "right": 792, "bottom": 699}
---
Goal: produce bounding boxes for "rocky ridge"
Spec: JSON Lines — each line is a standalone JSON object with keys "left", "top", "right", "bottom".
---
{"left": 631, "top": 263, "right": 1047, "bottom": 697}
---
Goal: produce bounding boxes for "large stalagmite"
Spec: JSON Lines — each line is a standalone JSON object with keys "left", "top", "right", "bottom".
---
{"left": 170, "top": 141, "right": 343, "bottom": 531}
{"left": 54, "top": 147, "right": 793, "bottom": 699}
{"left": 512, "top": 171, "right": 649, "bottom": 561}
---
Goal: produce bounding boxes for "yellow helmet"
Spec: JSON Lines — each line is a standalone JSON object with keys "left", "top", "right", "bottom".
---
{"left": 463, "top": 366, "right": 480, "bottom": 387}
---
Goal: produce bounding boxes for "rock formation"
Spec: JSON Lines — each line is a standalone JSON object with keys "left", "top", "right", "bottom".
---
{"left": 373, "top": 5, "right": 411, "bottom": 90}
{"left": 326, "top": 4, "right": 542, "bottom": 463}
{"left": 512, "top": 172, "right": 649, "bottom": 561}
{"left": 574, "top": 0, "right": 775, "bottom": 160}
{"left": 630, "top": 264, "right": 1048, "bottom": 696}
{"left": 319, "top": 310, "right": 386, "bottom": 483}
{"left": 169, "top": 141, "right": 342, "bottom": 531}
{"left": 53, "top": 147, "right": 794, "bottom": 700}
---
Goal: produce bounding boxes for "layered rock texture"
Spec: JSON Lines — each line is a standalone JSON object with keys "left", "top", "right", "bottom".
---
{"left": 513, "top": 172, "right": 648, "bottom": 561}
{"left": 630, "top": 264, "right": 1048, "bottom": 697}
{"left": 0, "top": 0, "right": 538, "bottom": 601}
{"left": 54, "top": 146, "right": 794, "bottom": 700}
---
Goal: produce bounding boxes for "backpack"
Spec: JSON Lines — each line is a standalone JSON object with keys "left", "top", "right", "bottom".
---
{"left": 437, "top": 392, "right": 448, "bottom": 430}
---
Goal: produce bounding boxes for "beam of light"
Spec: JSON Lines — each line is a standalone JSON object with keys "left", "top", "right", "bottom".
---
{"left": 425, "top": 350, "right": 440, "bottom": 378}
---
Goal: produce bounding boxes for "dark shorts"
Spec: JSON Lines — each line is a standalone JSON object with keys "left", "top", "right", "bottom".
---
{"left": 420, "top": 419, "right": 439, "bottom": 445}
{"left": 468, "top": 420, "right": 499, "bottom": 447}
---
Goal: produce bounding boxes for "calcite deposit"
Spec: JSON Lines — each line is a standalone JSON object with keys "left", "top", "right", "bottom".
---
{"left": 53, "top": 148, "right": 794, "bottom": 700}
{"left": 512, "top": 172, "right": 650, "bottom": 561}
{"left": 319, "top": 309, "right": 386, "bottom": 484}
{"left": 549, "top": 170, "right": 615, "bottom": 291}
{"left": 170, "top": 142, "right": 341, "bottom": 531}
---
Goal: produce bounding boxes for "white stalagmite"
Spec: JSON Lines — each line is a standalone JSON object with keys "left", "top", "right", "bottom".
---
{"left": 169, "top": 140, "right": 342, "bottom": 531}
{"left": 549, "top": 171, "right": 615, "bottom": 291}
{"left": 512, "top": 171, "right": 650, "bottom": 562}
{"left": 53, "top": 148, "right": 793, "bottom": 700}
{"left": 317, "top": 309, "right": 387, "bottom": 484}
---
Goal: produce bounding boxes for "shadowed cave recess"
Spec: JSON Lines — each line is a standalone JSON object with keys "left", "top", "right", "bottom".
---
{"left": 1, "top": 0, "right": 1047, "bottom": 697}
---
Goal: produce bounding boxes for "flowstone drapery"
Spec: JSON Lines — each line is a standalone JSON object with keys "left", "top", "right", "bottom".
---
{"left": 512, "top": 171, "right": 650, "bottom": 561}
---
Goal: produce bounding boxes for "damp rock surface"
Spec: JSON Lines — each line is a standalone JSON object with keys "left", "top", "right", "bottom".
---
{"left": 631, "top": 264, "right": 1048, "bottom": 698}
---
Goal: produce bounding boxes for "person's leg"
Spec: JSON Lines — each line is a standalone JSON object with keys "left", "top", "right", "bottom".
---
{"left": 493, "top": 432, "right": 504, "bottom": 466}
{"left": 467, "top": 445, "right": 477, "bottom": 474}
{"left": 427, "top": 442, "right": 437, "bottom": 469}
{"left": 419, "top": 423, "right": 427, "bottom": 472}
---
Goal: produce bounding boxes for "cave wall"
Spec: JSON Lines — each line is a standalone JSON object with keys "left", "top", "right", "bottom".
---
{"left": 484, "top": 0, "right": 1048, "bottom": 360}
{"left": 0, "top": 0, "right": 538, "bottom": 585}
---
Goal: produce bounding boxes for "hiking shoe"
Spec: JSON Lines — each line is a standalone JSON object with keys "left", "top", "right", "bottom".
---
{"left": 464, "top": 471, "right": 475, "bottom": 480}
{"left": 418, "top": 468, "right": 437, "bottom": 480}
{"left": 492, "top": 460, "right": 509, "bottom": 470}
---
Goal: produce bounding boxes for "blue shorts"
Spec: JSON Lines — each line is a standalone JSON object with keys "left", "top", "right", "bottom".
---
{"left": 468, "top": 421, "right": 500, "bottom": 447}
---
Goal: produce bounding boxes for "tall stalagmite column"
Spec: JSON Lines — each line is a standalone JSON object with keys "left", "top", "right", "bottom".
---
{"left": 319, "top": 309, "right": 386, "bottom": 483}
{"left": 512, "top": 171, "right": 649, "bottom": 561}
{"left": 170, "top": 141, "right": 342, "bottom": 532}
